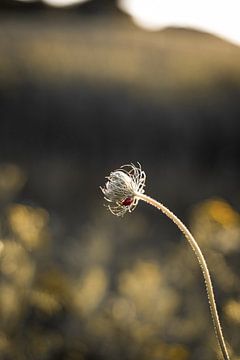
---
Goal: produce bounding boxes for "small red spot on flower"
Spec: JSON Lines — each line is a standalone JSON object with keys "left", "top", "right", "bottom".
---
{"left": 122, "top": 197, "right": 133, "bottom": 206}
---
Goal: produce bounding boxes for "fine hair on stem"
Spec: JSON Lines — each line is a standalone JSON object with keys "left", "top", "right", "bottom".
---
{"left": 101, "top": 163, "right": 231, "bottom": 360}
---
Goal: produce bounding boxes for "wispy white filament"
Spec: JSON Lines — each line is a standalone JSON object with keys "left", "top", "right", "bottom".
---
{"left": 101, "top": 163, "right": 146, "bottom": 216}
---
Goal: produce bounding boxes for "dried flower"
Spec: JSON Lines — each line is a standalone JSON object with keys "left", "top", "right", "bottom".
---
{"left": 101, "top": 163, "right": 230, "bottom": 360}
{"left": 100, "top": 163, "right": 146, "bottom": 216}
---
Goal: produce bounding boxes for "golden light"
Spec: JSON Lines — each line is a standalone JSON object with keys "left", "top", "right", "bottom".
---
{"left": 0, "top": 241, "right": 34, "bottom": 286}
{"left": 30, "top": 290, "right": 61, "bottom": 314}
{"left": 225, "top": 300, "right": 240, "bottom": 324}
{"left": 73, "top": 266, "right": 108, "bottom": 316}
{"left": 191, "top": 198, "right": 240, "bottom": 254}
{"left": 119, "top": 261, "right": 179, "bottom": 322}
{"left": 8, "top": 204, "right": 49, "bottom": 250}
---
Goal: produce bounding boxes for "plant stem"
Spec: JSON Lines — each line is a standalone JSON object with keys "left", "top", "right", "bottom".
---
{"left": 136, "top": 192, "right": 230, "bottom": 360}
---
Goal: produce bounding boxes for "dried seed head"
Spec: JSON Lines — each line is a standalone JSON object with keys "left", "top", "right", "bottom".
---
{"left": 101, "top": 163, "right": 146, "bottom": 216}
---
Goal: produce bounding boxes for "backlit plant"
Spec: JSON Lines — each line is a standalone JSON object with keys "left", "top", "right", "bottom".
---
{"left": 101, "top": 163, "right": 230, "bottom": 360}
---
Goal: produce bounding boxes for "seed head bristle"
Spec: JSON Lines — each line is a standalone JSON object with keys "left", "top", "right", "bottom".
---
{"left": 101, "top": 163, "right": 146, "bottom": 216}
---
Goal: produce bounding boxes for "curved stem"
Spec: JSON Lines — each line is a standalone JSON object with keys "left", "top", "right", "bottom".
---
{"left": 136, "top": 192, "right": 230, "bottom": 360}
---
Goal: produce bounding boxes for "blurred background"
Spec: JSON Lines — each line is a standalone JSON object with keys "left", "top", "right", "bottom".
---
{"left": 0, "top": 1, "right": 240, "bottom": 359}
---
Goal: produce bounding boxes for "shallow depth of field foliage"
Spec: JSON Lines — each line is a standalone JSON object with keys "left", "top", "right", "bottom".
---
{"left": 0, "top": 164, "right": 240, "bottom": 359}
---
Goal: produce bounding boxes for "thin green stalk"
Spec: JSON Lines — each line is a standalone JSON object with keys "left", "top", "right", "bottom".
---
{"left": 136, "top": 192, "right": 230, "bottom": 360}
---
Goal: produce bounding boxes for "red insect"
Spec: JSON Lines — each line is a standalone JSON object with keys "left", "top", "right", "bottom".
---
{"left": 121, "top": 197, "right": 133, "bottom": 206}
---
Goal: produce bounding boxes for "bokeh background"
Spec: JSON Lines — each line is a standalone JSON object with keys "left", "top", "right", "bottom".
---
{"left": 0, "top": 1, "right": 240, "bottom": 359}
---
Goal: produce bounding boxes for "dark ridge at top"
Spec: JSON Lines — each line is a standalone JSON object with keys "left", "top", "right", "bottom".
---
{"left": 0, "top": 0, "right": 123, "bottom": 14}
{"left": 77, "top": 0, "right": 120, "bottom": 14}
{"left": 0, "top": 0, "right": 44, "bottom": 10}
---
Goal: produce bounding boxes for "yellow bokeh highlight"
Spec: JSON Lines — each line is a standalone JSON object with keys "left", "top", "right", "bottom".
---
{"left": 204, "top": 199, "right": 239, "bottom": 227}
{"left": 0, "top": 240, "right": 34, "bottom": 286}
{"left": 30, "top": 290, "right": 61, "bottom": 315}
{"left": 119, "top": 261, "right": 163, "bottom": 298}
{"left": 191, "top": 198, "right": 240, "bottom": 254}
{"left": 146, "top": 342, "right": 189, "bottom": 360}
{"left": 34, "top": 268, "right": 70, "bottom": 308}
{"left": 112, "top": 297, "right": 136, "bottom": 323}
{"left": 74, "top": 266, "right": 108, "bottom": 316}
{"left": 8, "top": 204, "right": 49, "bottom": 249}
{"left": 119, "top": 261, "right": 179, "bottom": 322}
{"left": 0, "top": 285, "right": 20, "bottom": 322}
{"left": 0, "top": 240, "right": 4, "bottom": 255}
{"left": 193, "top": 198, "right": 239, "bottom": 228}
{"left": 224, "top": 300, "right": 240, "bottom": 324}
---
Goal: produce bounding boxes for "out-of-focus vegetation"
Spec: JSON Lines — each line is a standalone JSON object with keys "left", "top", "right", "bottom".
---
{"left": 0, "top": 163, "right": 239, "bottom": 360}
{"left": 0, "top": 4, "right": 240, "bottom": 359}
